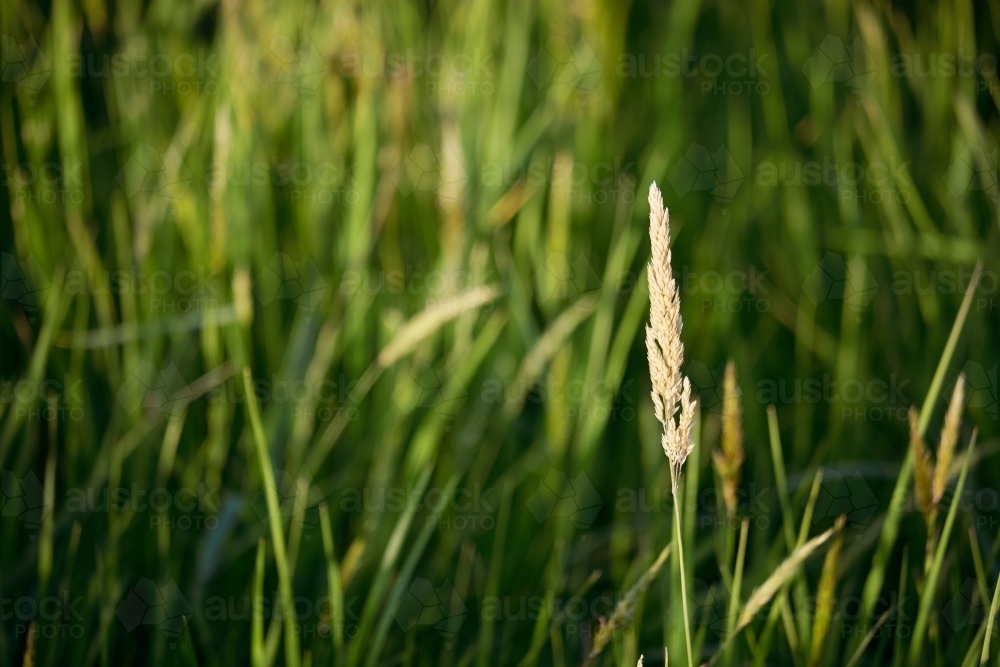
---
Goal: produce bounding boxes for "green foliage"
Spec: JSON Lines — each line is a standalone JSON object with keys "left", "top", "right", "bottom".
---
{"left": 1, "top": 0, "right": 998, "bottom": 665}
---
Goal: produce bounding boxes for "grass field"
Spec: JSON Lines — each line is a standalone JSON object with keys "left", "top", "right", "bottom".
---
{"left": 1, "top": 0, "right": 999, "bottom": 665}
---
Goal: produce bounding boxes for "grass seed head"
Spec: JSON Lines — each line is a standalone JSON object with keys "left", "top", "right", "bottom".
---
{"left": 932, "top": 374, "right": 965, "bottom": 506}
{"left": 908, "top": 405, "right": 935, "bottom": 526}
{"left": 645, "top": 182, "right": 696, "bottom": 490}
{"left": 714, "top": 359, "right": 744, "bottom": 516}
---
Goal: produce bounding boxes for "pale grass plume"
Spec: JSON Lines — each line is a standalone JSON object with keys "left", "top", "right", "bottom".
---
{"left": 713, "top": 359, "right": 744, "bottom": 516}
{"left": 376, "top": 285, "right": 501, "bottom": 367}
{"left": 931, "top": 374, "right": 965, "bottom": 506}
{"left": 647, "top": 181, "right": 696, "bottom": 667}
{"left": 735, "top": 525, "right": 836, "bottom": 634}
{"left": 646, "top": 182, "right": 697, "bottom": 491}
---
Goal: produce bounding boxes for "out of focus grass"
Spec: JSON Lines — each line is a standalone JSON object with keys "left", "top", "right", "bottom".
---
{"left": 1, "top": 0, "right": 998, "bottom": 665}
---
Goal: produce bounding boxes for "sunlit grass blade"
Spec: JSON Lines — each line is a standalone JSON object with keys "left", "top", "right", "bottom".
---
{"left": 808, "top": 516, "right": 845, "bottom": 667}
{"left": 709, "top": 525, "right": 836, "bottom": 665}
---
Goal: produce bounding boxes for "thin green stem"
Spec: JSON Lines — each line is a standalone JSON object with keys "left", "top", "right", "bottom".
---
{"left": 672, "top": 469, "right": 694, "bottom": 667}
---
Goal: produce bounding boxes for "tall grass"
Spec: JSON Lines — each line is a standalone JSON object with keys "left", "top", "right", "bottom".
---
{"left": 1, "top": 0, "right": 999, "bottom": 665}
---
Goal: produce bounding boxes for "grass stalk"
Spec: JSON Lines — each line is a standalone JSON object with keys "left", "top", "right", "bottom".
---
{"left": 243, "top": 368, "right": 300, "bottom": 667}
{"left": 671, "top": 471, "right": 694, "bottom": 667}
{"left": 723, "top": 518, "right": 749, "bottom": 667}
{"left": 982, "top": 568, "right": 1000, "bottom": 665}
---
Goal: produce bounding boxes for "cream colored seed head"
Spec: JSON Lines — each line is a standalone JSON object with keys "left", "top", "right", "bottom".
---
{"left": 645, "top": 182, "right": 697, "bottom": 490}
{"left": 932, "top": 374, "right": 965, "bottom": 506}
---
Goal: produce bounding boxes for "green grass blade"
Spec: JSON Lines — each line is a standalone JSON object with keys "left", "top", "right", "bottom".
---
{"left": 767, "top": 406, "right": 797, "bottom": 553}
{"left": 252, "top": 538, "right": 266, "bottom": 667}
{"left": 363, "top": 475, "right": 460, "bottom": 667}
{"left": 319, "top": 503, "right": 345, "bottom": 656}
{"left": 723, "top": 518, "right": 749, "bottom": 667}
{"left": 347, "top": 464, "right": 435, "bottom": 667}
{"left": 981, "top": 568, "right": 1000, "bottom": 665}
{"left": 243, "top": 368, "right": 300, "bottom": 667}
{"left": 478, "top": 482, "right": 512, "bottom": 667}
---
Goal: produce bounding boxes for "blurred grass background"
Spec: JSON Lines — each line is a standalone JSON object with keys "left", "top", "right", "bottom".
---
{"left": 1, "top": 0, "right": 999, "bottom": 665}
